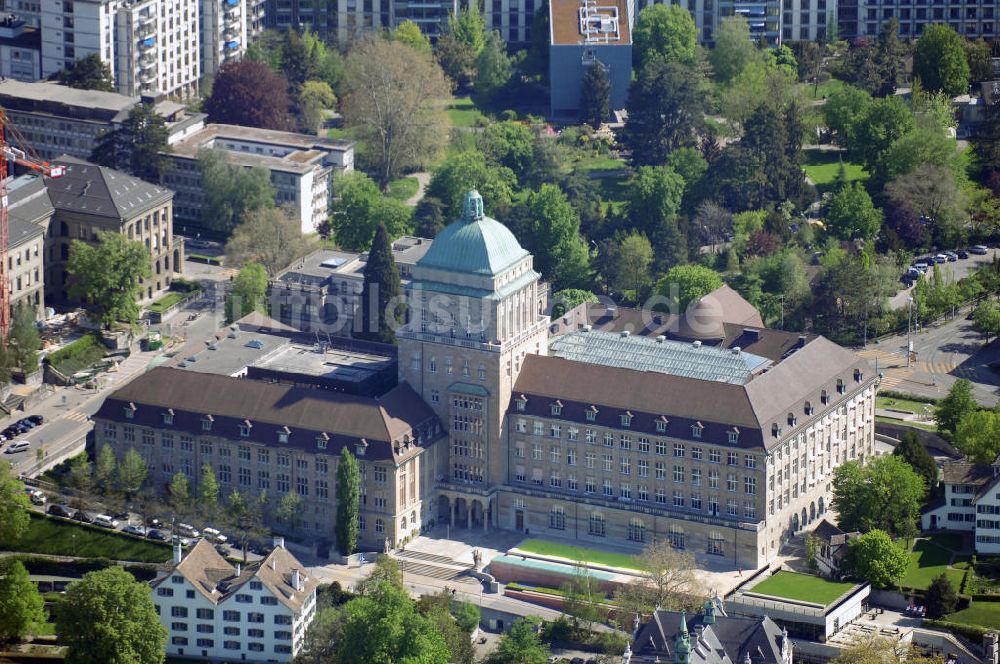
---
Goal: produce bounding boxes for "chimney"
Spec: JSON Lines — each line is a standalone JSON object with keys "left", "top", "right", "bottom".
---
{"left": 173, "top": 540, "right": 183, "bottom": 564}
{"left": 292, "top": 568, "right": 302, "bottom": 591}
{"left": 273, "top": 536, "right": 285, "bottom": 549}
{"left": 235, "top": 563, "right": 241, "bottom": 577}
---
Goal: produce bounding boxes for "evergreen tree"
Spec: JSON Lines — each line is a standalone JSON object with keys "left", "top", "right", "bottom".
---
{"left": 357, "top": 223, "right": 404, "bottom": 344}
{"left": 335, "top": 448, "right": 360, "bottom": 556}
{"left": 924, "top": 573, "right": 959, "bottom": 618}
{"left": 874, "top": 17, "right": 905, "bottom": 97}
{"left": 57, "top": 53, "right": 115, "bottom": 91}
{"left": 893, "top": 432, "right": 938, "bottom": 489}
{"left": 91, "top": 103, "right": 171, "bottom": 182}
{"left": 579, "top": 62, "right": 611, "bottom": 128}
{"left": 8, "top": 305, "right": 41, "bottom": 374}
{"left": 623, "top": 58, "right": 705, "bottom": 166}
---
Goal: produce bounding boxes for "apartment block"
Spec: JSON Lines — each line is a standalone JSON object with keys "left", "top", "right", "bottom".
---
{"left": 200, "top": 0, "right": 247, "bottom": 78}
{"left": 0, "top": 15, "right": 42, "bottom": 81}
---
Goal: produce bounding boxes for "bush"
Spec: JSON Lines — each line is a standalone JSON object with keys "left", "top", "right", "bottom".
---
{"left": 922, "top": 618, "right": 994, "bottom": 641}
{"left": 44, "top": 333, "right": 106, "bottom": 375}
{"left": 169, "top": 278, "right": 202, "bottom": 293}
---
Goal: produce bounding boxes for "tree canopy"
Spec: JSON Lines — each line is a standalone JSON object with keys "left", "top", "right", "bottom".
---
{"left": 623, "top": 58, "right": 705, "bottom": 166}
{"left": 893, "top": 431, "right": 938, "bottom": 489}
{"left": 655, "top": 264, "right": 723, "bottom": 312}
{"left": 67, "top": 232, "right": 152, "bottom": 329}
{"left": 328, "top": 172, "right": 413, "bottom": 252}
{"left": 225, "top": 263, "right": 268, "bottom": 324}
{"left": 845, "top": 529, "right": 909, "bottom": 588}
{"left": 483, "top": 617, "right": 550, "bottom": 664}
{"left": 632, "top": 4, "right": 698, "bottom": 70}
{"left": 357, "top": 222, "right": 405, "bottom": 344}
{"left": 936, "top": 378, "right": 977, "bottom": 438}
{"left": 710, "top": 16, "right": 758, "bottom": 83}
{"left": 825, "top": 182, "right": 883, "bottom": 240}
{"left": 0, "top": 462, "right": 29, "bottom": 548}
{"left": 522, "top": 184, "right": 591, "bottom": 290}
{"left": 225, "top": 205, "right": 313, "bottom": 277}
{"left": 91, "top": 103, "right": 171, "bottom": 182}
{"left": 0, "top": 558, "right": 46, "bottom": 641}
{"left": 199, "top": 148, "right": 277, "bottom": 235}
{"left": 335, "top": 448, "right": 360, "bottom": 556}
{"left": 204, "top": 60, "right": 295, "bottom": 130}
{"left": 579, "top": 62, "right": 611, "bottom": 128}
{"left": 832, "top": 455, "right": 926, "bottom": 537}
{"left": 57, "top": 54, "right": 115, "bottom": 91}
{"left": 913, "top": 24, "right": 971, "bottom": 95}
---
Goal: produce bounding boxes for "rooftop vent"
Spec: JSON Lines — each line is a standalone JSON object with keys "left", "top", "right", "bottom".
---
{"left": 743, "top": 328, "right": 761, "bottom": 341}
{"left": 732, "top": 346, "right": 741, "bottom": 354}
{"left": 246, "top": 339, "right": 264, "bottom": 349}
{"left": 692, "top": 340, "right": 702, "bottom": 348}
{"left": 620, "top": 331, "right": 630, "bottom": 338}
{"left": 655, "top": 335, "right": 666, "bottom": 343}
{"left": 582, "top": 324, "right": 592, "bottom": 332}
{"left": 798, "top": 335, "right": 808, "bottom": 347}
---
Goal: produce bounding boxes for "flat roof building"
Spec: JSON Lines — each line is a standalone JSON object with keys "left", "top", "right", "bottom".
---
{"left": 160, "top": 123, "right": 354, "bottom": 234}
{"left": 549, "top": 0, "right": 631, "bottom": 119}
{"left": 0, "top": 15, "right": 41, "bottom": 82}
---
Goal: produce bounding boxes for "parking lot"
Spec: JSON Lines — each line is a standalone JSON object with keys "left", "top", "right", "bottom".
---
{"left": 892, "top": 245, "right": 1000, "bottom": 309}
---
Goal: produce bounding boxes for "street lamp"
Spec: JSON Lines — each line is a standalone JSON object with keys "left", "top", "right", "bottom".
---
{"left": 907, "top": 296, "right": 914, "bottom": 367}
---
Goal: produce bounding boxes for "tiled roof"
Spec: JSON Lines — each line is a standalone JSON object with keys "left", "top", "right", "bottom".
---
{"left": 633, "top": 608, "right": 787, "bottom": 664}
{"left": 47, "top": 156, "right": 172, "bottom": 220}
{"left": 940, "top": 461, "right": 995, "bottom": 486}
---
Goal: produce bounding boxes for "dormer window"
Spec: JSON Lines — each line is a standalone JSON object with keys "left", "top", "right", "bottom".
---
{"left": 201, "top": 415, "right": 214, "bottom": 431}
{"left": 691, "top": 422, "right": 703, "bottom": 439}
{"left": 124, "top": 402, "right": 136, "bottom": 419}
{"left": 239, "top": 420, "right": 252, "bottom": 437}
{"left": 837, "top": 379, "right": 845, "bottom": 394}
{"left": 854, "top": 369, "right": 863, "bottom": 383}
{"left": 821, "top": 390, "right": 829, "bottom": 405}
{"left": 772, "top": 423, "right": 781, "bottom": 438}
{"left": 728, "top": 428, "right": 740, "bottom": 444}
{"left": 316, "top": 433, "right": 329, "bottom": 450}
{"left": 787, "top": 413, "right": 797, "bottom": 426}
{"left": 550, "top": 401, "right": 563, "bottom": 416}
{"left": 277, "top": 426, "right": 291, "bottom": 444}
{"left": 516, "top": 395, "right": 527, "bottom": 412}
{"left": 620, "top": 412, "right": 632, "bottom": 428}
{"left": 804, "top": 401, "right": 814, "bottom": 416}
{"left": 655, "top": 416, "right": 668, "bottom": 433}
{"left": 586, "top": 406, "right": 598, "bottom": 422}
{"left": 355, "top": 439, "right": 368, "bottom": 456}
{"left": 162, "top": 408, "right": 174, "bottom": 425}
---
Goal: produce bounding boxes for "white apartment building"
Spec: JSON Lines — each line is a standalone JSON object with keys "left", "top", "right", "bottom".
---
{"left": 0, "top": 15, "right": 42, "bottom": 81}
{"left": 200, "top": 0, "right": 246, "bottom": 78}
{"left": 152, "top": 538, "right": 318, "bottom": 663}
{"left": 923, "top": 458, "right": 1000, "bottom": 555}
{"left": 161, "top": 123, "right": 354, "bottom": 234}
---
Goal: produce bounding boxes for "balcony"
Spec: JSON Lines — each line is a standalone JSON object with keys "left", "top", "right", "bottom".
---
{"left": 138, "top": 35, "right": 156, "bottom": 50}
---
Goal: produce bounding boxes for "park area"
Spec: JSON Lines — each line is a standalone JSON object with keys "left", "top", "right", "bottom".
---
{"left": 750, "top": 571, "right": 856, "bottom": 605}
{"left": 514, "top": 538, "right": 646, "bottom": 572}
{"left": 899, "top": 534, "right": 968, "bottom": 590}
{"left": 802, "top": 150, "right": 868, "bottom": 195}
{"left": 6, "top": 513, "right": 172, "bottom": 563}
{"left": 948, "top": 602, "right": 1000, "bottom": 629}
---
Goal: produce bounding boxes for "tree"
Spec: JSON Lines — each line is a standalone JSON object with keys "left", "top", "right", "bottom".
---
{"left": 437, "top": 0, "right": 487, "bottom": 86}
{"left": 335, "top": 581, "right": 450, "bottom": 664}
{"left": 453, "top": 601, "right": 480, "bottom": 633}
{"left": 655, "top": 264, "right": 724, "bottom": 312}
{"left": 825, "top": 182, "right": 883, "bottom": 240}
{"left": 225, "top": 489, "right": 266, "bottom": 563}
{"left": 328, "top": 172, "right": 413, "bottom": 252}
{"left": 277, "top": 491, "right": 302, "bottom": 532}
{"left": 342, "top": 36, "right": 450, "bottom": 188}
{"left": 204, "top": 60, "right": 295, "bottom": 130}
{"left": 483, "top": 616, "right": 550, "bottom": 664}
{"left": 56, "top": 53, "right": 115, "bottom": 91}
{"left": 913, "top": 24, "right": 971, "bottom": 95}
{"left": 623, "top": 59, "right": 705, "bottom": 166}
{"left": 562, "top": 564, "right": 603, "bottom": 632}
{"left": 936, "top": 378, "right": 977, "bottom": 438}
{"left": 56, "top": 566, "right": 165, "bottom": 664}
{"left": 853, "top": 96, "right": 915, "bottom": 171}
{"left": 832, "top": 456, "right": 926, "bottom": 537}
{"left": 523, "top": 184, "right": 591, "bottom": 290}
{"left": 551, "top": 289, "right": 599, "bottom": 317}
{"left": 8, "top": 305, "right": 40, "bottom": 374}
{"left": 90, "top": 103, "right": 171, "bottom": 182}
{"left": 924, "top": 573, "right": 959, "bottom": 618}
{"left": 0, "top": 559, "right": 46, "bottom": 641}
{"left": 718, "top": 57, "right": 799, "bottom": 130}
{"left": 393, "top": 20, "right": 432, "bottom": 53}
{"left": 415, "top": 590, "right": 476, "bottom": 664}
{"left": 476, "top": 122, "right": 535, "bottom": 183}
{"left": 710, "top": 16, "right": 757, "bottom": 83}
{"left": 599, "top": 231, "right": 654, "bottom": 298}
{"left": 335, "top": 448, "right": 360, "bottom": 556}
{"left": 893, "top": 432, "right": 938, "bottom": 489}
{"left": 885, "top": 164, "right": 965, "bottom": 238}
{"left": 823, "top": 86, "right": 873, "bottom": 150}
{"left": 873, "top": 17, "right": 906, "bottom": 97}
{"left": 626, "top": 164, "right": 686, "bottom": 248}
{"left": 579, "top": 63, "right": 611, "bottom": 128}
{"left": 66, "top": 454, "right": 94, "bottom": 498}
{"left": 94, "top": 444, "right": 117, "bottom": 492}
{"left": 225, "top": 206, "right": 313, "bottom": 277}
{"left": 168, "top": 471, "right": 190, "bottom": 515}
{"left": 966, "top": 38, "right": 994, "bottom": 83}
{"left": 973, "top": 300, "right": 1000, "bottom": 342}
{"left": 475, "top": 31, "right": 512, "bottom": 101}
{"left": 414, "top": 197, "right": 447, "bottom": 238}
{"left": 297, "top": 80, "right": 337, "bottom": 135}
{"left": 0, "top": 462, "right": 29, "bottom": 545}
{"left": 633, "top": 4, "right": 697, "bottom": 70}
{"left": 845, "top": 529, "right": 909, "bottom": 588}
{"left": 954, "top": 408, "right": 1000, "bottom": 463}
{"left": 199, "top": 148, "right": 277, "bottom": 235}
{"left": 199, "top": 463, "right": 220, "bottom": 512}
{"left": 613, "top": 539, "right": 705, "bottom": 621}
{"left": 224, "top": 263, "right": 269, "bottom": 324}
{"left": 295, "top": 607, "right": 342, "bottom": 664}
{"left": 116, "top": 448, "right": 147, "bottom": 499}
{"left": 831, "top": 638, "right": 943, "bottom": 664}
{"left": 425, "top": 150, "right": 517, "bottom": 219}
{"left": 67, "top": 233, "right": 151, "bottom": 329}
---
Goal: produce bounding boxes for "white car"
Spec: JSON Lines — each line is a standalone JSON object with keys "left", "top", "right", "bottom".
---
{"left": 176, "top": 523, "right": 200, "bottom": 538}
{"left": 93, "top": 514, "right": 120, "bottom": 529}
{"left": 972, "top": 245, "right": 990, "bottom": 255}
{"left": 202, "top": 527, "right": 227, "bottom": 543}
{"left": 123, "top": 523, "right": 147, "bottom": 537}
{"left": 4, "top": 440, "right": 30, "bottom": 454}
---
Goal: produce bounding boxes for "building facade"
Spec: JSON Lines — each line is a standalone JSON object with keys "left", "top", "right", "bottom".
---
{"left": 922, "top": 458, "right": 1000, "bottom": 555}
{"left": 45, "top": 155, "right": 179, "bottom": 303}
{"left": 840, "top": 1, "right": 1000, "bottom": 40}
{"left": 160, "top": 124, "right": 354, "bottom": 234}
{"left": 152, "top": 538, "right": 318, "bottom": 663}
{"left": 6, "top": 174, "right": 51, "bottom": 318}
{"left": 200, "top": 0, "right": 247, "bottom": 78}
{"left": 0, "top": 15, "right": 41, "bottom": 81}
{"left": 93, "top": 367, "right": 446, "bottom": 548}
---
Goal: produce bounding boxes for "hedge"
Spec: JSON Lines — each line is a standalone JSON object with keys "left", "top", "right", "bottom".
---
{"left": 44, "top": 333, "right": 99, "bottom": 367}
{"left": 922, "top": 618, "right": 994, "bottom": 641}
{"left": 169, "top": 278, "right": 202, "bottom": 293}
{"left": 188, "top": 253, "right": 222, "bottom": 266}
{"left": 11, "top": 555, "right": 160, "bottom": 582}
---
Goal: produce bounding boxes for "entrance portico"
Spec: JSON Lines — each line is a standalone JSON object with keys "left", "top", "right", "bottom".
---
{"left": 437, "top": 491, "right": 494, "bottom": 531}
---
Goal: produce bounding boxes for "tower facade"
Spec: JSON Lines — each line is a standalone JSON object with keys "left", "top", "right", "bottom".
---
{"left": 397, "top": 190, "right": 550, "bottom": 531}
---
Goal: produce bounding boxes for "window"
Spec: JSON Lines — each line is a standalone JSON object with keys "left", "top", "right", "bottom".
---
{"left": 727, "top": 474, "right": 737, "bottom": 492}
{"left": 837, "top": 379, "right": 845, "bottom": 394}
{"left": 157, "top": 588, "right": 173, "bottom": 597}
{"left": 588, "top": 512, "right": 605, "bottom": 537}
{"left": 728, "top": 430, "right": 739, "bottom": 444}
{"left": 236, "top": 594, "right": 252, "bottom": 604}
{"left": 655, "top": 418, "right": 667, "bottom": 432}
{"left": 224, "top": 641, "right": 241, "bottom": 650}
{"left": 691, "top": 468, "right": 701, "bottom": 486}
{"left": 638, "top": 437, "right": 650, "bottom": 453}
{"left": 197, "top": 624, "right": 214, "bottom": 634}
{"left": 628, "top": 518, "right": 645, "bottom": 543}
{"left": 550, "top": 402, "right": 562, "bottom": 416}
{"left": 248, "top": 613, "right": 264, "bottom": 623}
{"left": 655, "top": 440, "right": 667, "bottom": 456}
{"left": 550, "top": 506, "right": 565, "bottom": 530}
{"left": 655, "top": 462, "right": 666, "bottom": 480}
{"left": 673, "top": 465, "right": 684, "bottom": 483}
{"left": 603, "top": 479, "right": 613, "bottom": 496}
{"left": 196, "top": 608, "right": 214, "bottom": 620}
{"left": 727, "top": 498, "right": 738, "bottom": 515}
{"left": 691, "top": 494, "right": 702, "bottom": 510}
{"left": 223, "top": 611, "right": 240, "bottom": 622}
{"left": 621, "top": 458, "right": 630, "bottom": 475}
{"left": 638, "top": 459, "right": 648, "bottom": 477}
{"left": 691, "top": 447, "right": 702, "bottom": 461}
{"left": 551, "top": 425, "right": 561, "bottom": 438}
{"left": 727, "top": 452, "right": 738, "bottom": 466}
{"left": 669, "top": 526, "right": 685, "bottom": 549}
{"left": 172, "top": 606, "right": 188, "bottom": 617}
{"left": 239, "top": 422, "right": 251, "bottom": 437}
{"left": 673, "top": 491, "right": 684, "bottom": 507}
{"left": 172, "top": 636, "right": 189, "bottom": 644}
{"left": 708, "top": 531, "right": 725, "bottom": 555}
{"left": 585, "top": 407, "right": 597, "bottom": 421}
{"left": 709, "top": 449, "right": 721, "bottom": 464}
{"left": 708, "top": 470, "right": 719, "bottom": 489}
{"left": 162, "top": 410, "right": 174, "bottom": 424}
{"left": 201, "top": 416, "right": 213, "bottom": 431}
{"left": 620, "top": 413, "right": 632, "bottom": 428}
{"left": 691, "top": 423, "right": 703, "bottom": 439}
{"left": 585, "top": 429, "right": 596, "bottom": 443}
{"left": 604, "top": 433, "right": 614, "bottom": 447}
{"left": 745, "top": 477, "right": 756, "bottom": 495}
{"left": 603, "top": 455, "right": 613, "bottom": 472}
{"left": 745, "top": 455, "right": 756, "bottom": 469}
{"left": 673, "top": 443, "right": 685, "bottom": 458}
{"left": 744, "top": 501, "right": 756, "bottom": 518}
{"left": 172, "top": 622, "right": 188, "bottom": 631}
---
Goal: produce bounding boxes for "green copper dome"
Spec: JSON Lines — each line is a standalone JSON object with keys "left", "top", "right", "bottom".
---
{"left": 417, "top": 190, "right": 529, "bottom": 276}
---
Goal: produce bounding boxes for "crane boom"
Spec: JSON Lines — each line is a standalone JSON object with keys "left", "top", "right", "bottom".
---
{"left": 0, "top": 110, "right": 66, "bottom": 336}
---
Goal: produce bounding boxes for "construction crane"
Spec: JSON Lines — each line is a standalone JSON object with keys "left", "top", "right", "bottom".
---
{"left": 0, "top": 109, "right": 65, "bottom": 337}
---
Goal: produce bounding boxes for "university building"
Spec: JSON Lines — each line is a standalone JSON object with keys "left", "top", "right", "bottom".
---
{"left": 93, "top": 190, "right": 875, "bottom": 569}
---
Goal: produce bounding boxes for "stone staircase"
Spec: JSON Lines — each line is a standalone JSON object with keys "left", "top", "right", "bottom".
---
{"left": 396, "top": 549, "right": 472, "bottom": 581}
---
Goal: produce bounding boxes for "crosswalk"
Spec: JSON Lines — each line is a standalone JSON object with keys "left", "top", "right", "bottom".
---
{"left": 856, "top": 347, "right": 981, "bottom": 387}
{"left": 62, "top": 410, "right": 89, "bottom": 423}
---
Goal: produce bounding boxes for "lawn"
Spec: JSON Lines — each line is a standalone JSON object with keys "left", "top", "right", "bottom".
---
{"left": 326, "top": 126, "right": 353, "bottom": 140}
{"left": 802, "top": 150, "right": 868, "bottom": 194}
{"left": 801, "top": 78, "right": 846, "bottom": 101}
{"left": 147, "top": 291, "right": 188, "bottom": 314}
{"left": 386, "top": 176, "right": 420, "bottom": 202}
{"left": 875, "top": 416, "right": 939, "bottom": 432}
{"left": 447, "top": 97, "right": 487, "bottom": 129}
{"left": 7, "top": 513, "right": 172, "bottom": 563}
{"left": 572, "top": 154, "right": 627, "bottom": 173}
{"left": 948, "top": 602, "right": 1000, "bottom": 629}
{"left": 750, "top": 571, "right": 855, "bottom": 605}
{"left": 596, "top": 175, "right": 629, "bottom": 214}
{"left": 876, "top": 395, "right": 936, "bottom": 416}
{"left": 899, "top": 539, "right": 966, "bottom": 590}
{"left": 515, "top": 538, "right": 646, "bottom": 571}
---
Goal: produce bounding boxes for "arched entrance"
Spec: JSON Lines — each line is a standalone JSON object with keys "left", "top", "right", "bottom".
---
{"left": 791, "top": 513, "right": 800, "bottom": 532}
{"left": 437, "top": 495, "right": 451, "bottom": 523}
{"left": 809, "top": 501, "right": 816, "bottom": 523}
{"left": 818, "top": 496, "right": 825, "bottom": 515}
{"left": 801, "top": 508, "right": 808, "bottom": 528}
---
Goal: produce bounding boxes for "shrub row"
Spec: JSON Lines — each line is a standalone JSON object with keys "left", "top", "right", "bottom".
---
{"left": 44, "top": 333, "right": 99, "bottom": 367}
{"left": 923, "top": 618, "right": 994, "bottom": 641}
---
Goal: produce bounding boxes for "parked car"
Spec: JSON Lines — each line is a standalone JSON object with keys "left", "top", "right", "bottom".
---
{"left": 72, "top": 510, "right": 96, "bottom": 524}
{"left": 145, "top": 516, "right": 165, "bottom": 528}
{"left": 176, "top": 523, "right": 200, "bottom": 538}
{"left": 912, "top": 261, "right": 929, "bottom": 272}
{"left": 123, "top": 523, "right": 147, "bottom": 536}
{"left": 47, "top": 503, "right": 74, "bottom": 518}
{"left": 17, "top": 418, "right": 37, "bottom": 430}
{"left": 957, "top": 249, "right": 969, "bottom": 259}
{"left": 945, "top": 251, "right": 959, "bottom": 261}
{"left": 26, "top": 415, "right": 43, "bottom": 425}
{"left": 202, "top": 527, "right": 227, "bottom": 543}
{"left": 93, "top": 514, "right": 119, "bottom": 529}
{"left": 934, "top": 254, "right": 948, "bottom": 263}
{"left": 146, "top": 529, "right": 169, "bottom": 541}
{"left": 972, "top": 244, "right": 990, "bottom": 255}
{"left": 4, "top": 440, "right": 30, "bottom": 454}
{"left": 3, "top": 427, "right": 20, "bottom": 439}
{"left": 26, "top": 489, "right": 46, "bottom": 505}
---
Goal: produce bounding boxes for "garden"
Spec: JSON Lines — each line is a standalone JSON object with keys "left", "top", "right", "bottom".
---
{"left": 749, "top": 571, "right": 856, "bottom": 606}
{"left": 899, "top": 534, "right": 968, "bottom": 591}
